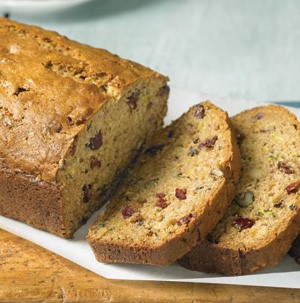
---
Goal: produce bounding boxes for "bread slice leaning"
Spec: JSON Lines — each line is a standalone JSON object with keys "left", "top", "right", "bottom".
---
{"left": 179, "top": 105, "right": 300, "bottom": 275}
{"left": 87, "top": 101, "right": 241, "bottom": 265}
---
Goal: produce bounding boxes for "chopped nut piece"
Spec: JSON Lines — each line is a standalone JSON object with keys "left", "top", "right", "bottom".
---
{"left": 235, "top": 192, "right": 255, "bottom": 207}
{"left": 248, "top": 168, "right": 263, "bottom": 179}
{"left": 210, "top": 168, "right": 223, "bottom": 178}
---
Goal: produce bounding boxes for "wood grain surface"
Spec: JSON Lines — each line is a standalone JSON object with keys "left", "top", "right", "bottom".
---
{"left": 0, "top": 228, "right": 299, "bottom": 303}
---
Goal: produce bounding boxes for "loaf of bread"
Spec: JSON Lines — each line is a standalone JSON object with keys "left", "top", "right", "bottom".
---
{"left": 87, "top": 101, "right": 241, "bottom": 265}
{"left": 289, "top": 235, "right": 300, "bottom": 263}
{"left": 0, "top": 18, "right": 169, "bottom": 238}
{"left": 179, "top": 105, "right": 300, "bottom": 275}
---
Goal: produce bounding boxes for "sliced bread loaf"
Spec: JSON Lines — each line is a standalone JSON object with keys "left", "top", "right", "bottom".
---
{"left": 179, "top": 105, "right": 300, "bottom": 275}
{"left": 0, "top": 18, "right": 169, "bottom": 238}
{"left": 87, "top": 101, "right": 241, "bottom": 265}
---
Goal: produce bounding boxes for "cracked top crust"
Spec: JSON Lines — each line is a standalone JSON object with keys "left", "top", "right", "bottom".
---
{"left": 0, "top": 18, "right": 167, "bottom": 182}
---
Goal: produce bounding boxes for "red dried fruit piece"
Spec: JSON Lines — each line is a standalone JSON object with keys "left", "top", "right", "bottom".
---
{"left": 234, "top": 217, "right": 255, "bottom": 231}
{"left": 256, "top": 112, "right": 264, "bottom": 120}
{"left": 90, "top": 157, "right": 101, "bottom": 169}
{"left": 286, "top": 182, "right": 300, "bottom": 194}
{"left": 158, "top": 85, "right": 170, "bottom": 97}
{"left": 155, "top": 193, "right": 168, "bottom": 209}
{"left": 122, "top": 206, "right": 135, "bottom": 219}
{"left": 82, "top": 184, "right": 92, "bottom": 203}
{"left": 278, "top": 161, "right": 293, "bottom": 174}
{"left": 175, "top": 188, "right": 187, "bottom": 200}
{"left": 87, "top": 131, "right": 103, "bottom": 150}
{"left": 127, "top": 91, "right": 140, "bottom": 110}
{"left": 198, "top": 136, "right": 218, "bottom": 149}
{"left": 194, "top": 104, "right": 205, "bottom": 119}
{"left": 176, "top": 213, "right": 197, "bottom": 226}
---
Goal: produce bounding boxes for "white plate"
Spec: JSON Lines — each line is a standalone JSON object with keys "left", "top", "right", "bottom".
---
{"left": 1, "top": 88, "right": 300, "bottom": 288}
{"left": 0, "top": 0, "right": 94, "bottom": 14}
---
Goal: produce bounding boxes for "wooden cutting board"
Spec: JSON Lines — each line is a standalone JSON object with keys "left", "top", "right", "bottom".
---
{"left": 0, "top": 228, "right": 299, "bottom": 303}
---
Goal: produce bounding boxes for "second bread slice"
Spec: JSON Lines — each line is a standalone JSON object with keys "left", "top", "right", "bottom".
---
{"left": 87, "top": 101, "right": 240, "bottom": 265}
{"left": 179, "top": 105, "right": 300, "bottom": 275}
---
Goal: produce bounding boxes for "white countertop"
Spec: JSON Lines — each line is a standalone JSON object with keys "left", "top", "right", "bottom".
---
{"left": 2, "top": 0, "right": 300, "bottom": 102}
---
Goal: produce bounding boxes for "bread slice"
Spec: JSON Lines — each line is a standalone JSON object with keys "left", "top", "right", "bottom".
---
{"left": 289, "top": 235, "right": 300, "bottom": 263}
{"left": 0, "top": 18, "right": 169, "bottom": 238}
{"left": 179, "top": 105, "right": 300, "bottom": 275}
{"left": 87, "top": 101, "right": 241, "bottom": 265}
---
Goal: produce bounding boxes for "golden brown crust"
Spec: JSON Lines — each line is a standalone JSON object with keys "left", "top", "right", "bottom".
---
{"left": 0, "top": 18, "right": 167, "bottom": 181}
{"left": 0, "top": 18, "right": 169, "bottom": 237}
{"left": 179, "top": 105, "right": 300, "bottom": 275}
{"left": 0, "top": 169, "right": 67, "bottom": 237}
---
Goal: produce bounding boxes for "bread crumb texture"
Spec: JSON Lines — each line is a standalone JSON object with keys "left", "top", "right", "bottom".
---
{"left": 179, "top": 105, "right": 300, "bottom": 275}
{"left": 87, "top": 101, "right": 240, "bottom": 265}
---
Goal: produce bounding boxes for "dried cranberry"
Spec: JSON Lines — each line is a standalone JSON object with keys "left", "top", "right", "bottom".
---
{"left": 194, "top": 104, "right": 205, "bottom": 119}
{"left": 234, "top": 217, "right": 255, "bottom": 231}
{"left": 176, "top": 213, "right": 196, "bottom": 226}
{"left": 90, "top": 157, "right": 101, "bottom": 169}
{"left": 156, "top": 193, "right": 166, "bottom": 199}
{"left": 82, "top": 184, "right": 92, "bottom": 203}
{"left": 175, "top": 188, "right": 187, "bottom": 200}
{"left": 127, "top": 91, "right": 140, "bottom": 110}
{"left": 145, "top": 144, "right": 164, "bottom": 156}
{"left": 155, "top": 193, "right": 168, "bottom": 209}
{"left": 256, "top": 112, "right": 264, "bottom": 120}
{"left": 158, "top": 85, "right": 170, "bottom": 97}
{"left": 286, "top": 182, "right": 300, "bottom": 194}
{"left": 86, "top": 131, "right": 103, "bottom": 150}
{"left": 198, "top": 136, "right": 218, "bottom": 149}
{"left": 122, "top": 206, "right": 135, "bottom": 219}
{"left": 278, "top": 161, "right": 293, "bottom": 174}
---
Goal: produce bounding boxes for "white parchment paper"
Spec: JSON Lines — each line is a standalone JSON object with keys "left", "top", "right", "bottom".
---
{"left": 1, "top": 88, "right": 299, "bottom": 288}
